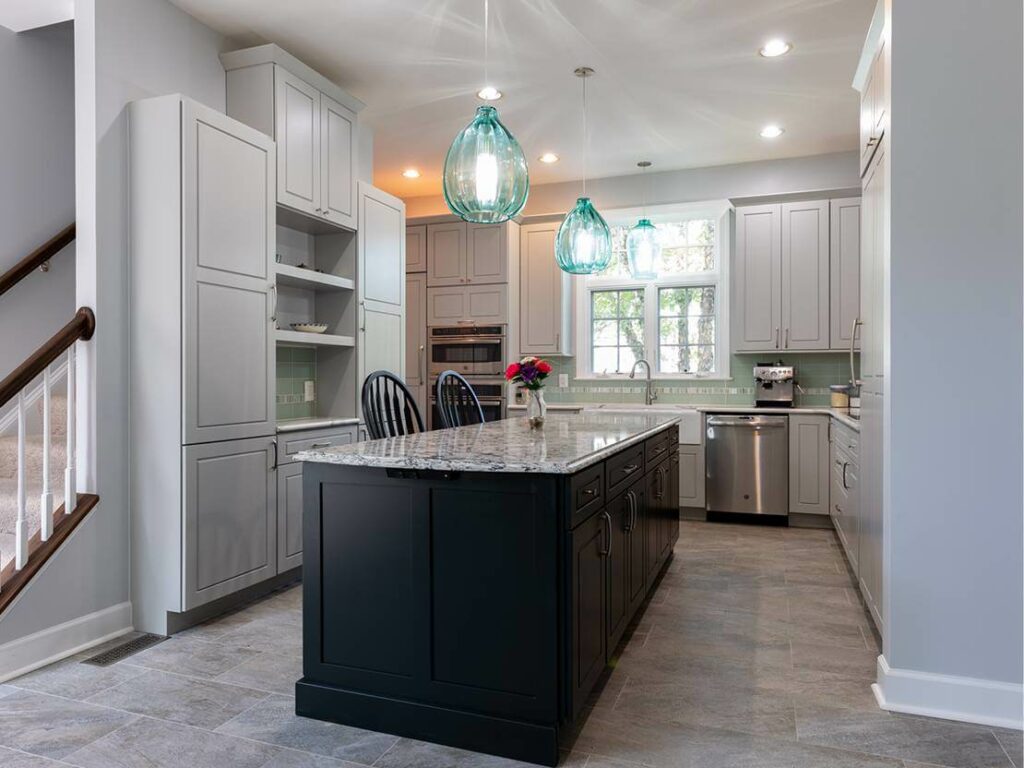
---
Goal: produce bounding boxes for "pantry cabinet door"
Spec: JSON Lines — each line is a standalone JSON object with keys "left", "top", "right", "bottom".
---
{"left": 733, "top": 205, "right": 782, "bottom": 351}
{"left": 830, "top": 198, "right": 861, "bottom": 350}
{"left": 320, "top": 93, "right": 357, "bottom": 229}
{"left": 781, "top": 201, "right": 830, "bottom": 350}
{"left": 275, "top": 68, "right": 321, "bottom": 216}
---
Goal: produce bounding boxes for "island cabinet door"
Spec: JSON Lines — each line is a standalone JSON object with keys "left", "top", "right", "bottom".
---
{"left": 668, "top": 450, "right": 680, "bottom": 549}
{"left": 606, "top": 494, "right": 630, "bottom": 654}
{"left": 625, "top": 482, "right": 648, "bottom": 619}
{"left": 645, "top": 465, "right": 673, "bottom": 585}
{"left": 304, "top": 468, "right": 559, "bottom": 723}
{"left": 570, "top": 510, "right": 607, "bottom": 720}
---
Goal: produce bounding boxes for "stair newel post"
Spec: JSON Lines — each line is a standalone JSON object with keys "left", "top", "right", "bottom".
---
{"left": 64, "top": 345, "right": 76, "bottom": 516}
{"left": 15, "top": 390, "right": 27, "bottom": 569}
{"left": 40, "top": 365, "right": 53, "bottom": 540}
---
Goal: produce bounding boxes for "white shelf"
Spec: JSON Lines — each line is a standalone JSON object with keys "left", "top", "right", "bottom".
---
{"left": 275, "top": 264, "right": 354, "bottom": 292}
{"left": 276, "top": 329, "right": 355, "bottom": 348}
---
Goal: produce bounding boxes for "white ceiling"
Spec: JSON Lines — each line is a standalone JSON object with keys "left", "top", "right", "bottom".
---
{"left": 170, "top": 0, "right": 875, "bottom": 199}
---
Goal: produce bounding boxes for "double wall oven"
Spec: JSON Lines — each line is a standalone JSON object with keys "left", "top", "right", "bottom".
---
{"left": 426, "top": 325, "right": 508, "bottom": 429}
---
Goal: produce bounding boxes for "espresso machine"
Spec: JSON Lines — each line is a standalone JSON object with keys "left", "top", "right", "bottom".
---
{"left": 753, "top": 363, "right": 795, "bottom": 407}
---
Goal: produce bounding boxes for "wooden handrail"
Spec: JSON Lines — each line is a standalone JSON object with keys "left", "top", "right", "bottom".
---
{"left": 0, "top": 223, "right": 76, "bottom": 298}
{"left": 0, "top": 307, "right": 94, "bottom": 410}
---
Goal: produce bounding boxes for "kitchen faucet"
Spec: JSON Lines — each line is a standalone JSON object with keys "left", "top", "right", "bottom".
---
{"left": 629, "top": 359, "right": 657, "bottom": 405}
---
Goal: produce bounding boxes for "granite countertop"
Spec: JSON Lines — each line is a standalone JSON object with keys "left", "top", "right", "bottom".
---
{"left": 297, "top": 412, "right": 679, "bottom": 474}
{"left": 277, "top": 416, "right": 361, "bottom": 433}
{"left": 506, "top": 402, "right": 860, "bottom": 432}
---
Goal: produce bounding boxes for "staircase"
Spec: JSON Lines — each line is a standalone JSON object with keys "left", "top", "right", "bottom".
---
{"left": 0, "top": 223, "right": 98, "bottom": 614}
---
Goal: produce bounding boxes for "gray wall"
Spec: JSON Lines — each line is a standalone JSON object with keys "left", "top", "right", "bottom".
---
{"left": 888, "top": 0, "right": 1022, "bottom": 685}
{"left": 0, "top": 0, "right": 228, "bottom": 645}
{"left": 404, "top": 150, "right": 860, "bottom": 218}
{"left": 0, "top": 22, "right": 75, "bottom": 376}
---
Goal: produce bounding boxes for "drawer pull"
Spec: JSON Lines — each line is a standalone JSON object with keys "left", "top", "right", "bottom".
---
{"left": 582, "top": 488, "right": 598, "bottom": 497}
{"left": 311, "top": 442, "right": 332, "bottom": 449}
{"left": 622, "top": 463, "right": 640, "bottom": 475}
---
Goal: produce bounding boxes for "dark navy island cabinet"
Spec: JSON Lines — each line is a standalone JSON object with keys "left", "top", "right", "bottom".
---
{"left": 298, "top": 423, "right": 679, "bottom": 766}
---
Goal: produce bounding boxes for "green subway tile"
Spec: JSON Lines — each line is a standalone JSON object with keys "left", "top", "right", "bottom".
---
{"left": 292, "top": 363, "right": 315, "bottom": 380}
{"left": 292, "top": 347, "right": 315, "bottom": 364}
{"left": 277, "top": 346, "right": 293, "bottom": 363}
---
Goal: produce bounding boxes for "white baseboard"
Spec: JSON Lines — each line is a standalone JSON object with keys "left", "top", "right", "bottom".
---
{"left": 0, "top": 601, "right": 133, "bottom": 682}
{"left": 874, "top": 654, "right": 1023, "bottom": 730}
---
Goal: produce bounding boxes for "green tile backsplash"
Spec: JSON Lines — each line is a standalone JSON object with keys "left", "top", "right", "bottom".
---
{"left": 533, "top": 352, "right": 855, "bottom": 407}
{"left": 276, "top": 346, "right": 317, "bottom": 420}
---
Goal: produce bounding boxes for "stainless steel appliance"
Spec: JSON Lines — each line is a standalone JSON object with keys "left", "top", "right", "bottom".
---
{"left": 428, "top": 376, "right": 507, "bottom": 430}
{"left": 753, "top": 363, "right": 795, "bottom": 407}
{"left": 705, "top": 414, "right": 789, "bottom": 516}
{"left": 428, "top": 325, "right": 506, "bottom": 378}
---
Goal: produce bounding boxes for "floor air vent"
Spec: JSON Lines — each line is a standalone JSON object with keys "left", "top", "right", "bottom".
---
{"left": 81, "top": 633, "right": 167, "bottom": 666}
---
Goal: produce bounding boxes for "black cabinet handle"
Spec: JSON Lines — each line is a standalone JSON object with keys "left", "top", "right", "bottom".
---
{"left": 271, "top": 439, "right": 278, "bottom": 471}
{"left": 622, "top": 463, "right": 640, "bottom": 475}
{"left": 628, "top": 491, "right": 638, "bottom": 532}
{"left": 599, "top": 511, "right": 611, "bottom": 556}
{"left": 842, "top": 462, "right": 849, "bottom": 490}
{"left": 582, "top": 487, "right": 598, "bottom": 497}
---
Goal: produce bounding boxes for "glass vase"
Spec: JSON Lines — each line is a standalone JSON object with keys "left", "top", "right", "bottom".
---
{"left": 526, "top": 388, "right": 547, "bottom": 428}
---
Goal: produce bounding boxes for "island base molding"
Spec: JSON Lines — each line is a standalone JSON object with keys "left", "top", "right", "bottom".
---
{"left": 296, "top": 680, "right": 560, "bottom": 765}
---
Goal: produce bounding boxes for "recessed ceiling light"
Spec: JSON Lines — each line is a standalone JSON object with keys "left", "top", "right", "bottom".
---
{"left": 402, "top": 168, "right": 421, "bottom": 179}
{"left": 538, "top": 153, "right": 559, "bottom": 164}
{"left": 759, "top": 39, "right": 792, "bottom": 58}
{"left": 759, "top": 124, "right": 785, "bottom": 139}
{"left": 477, "top": 86, "right": 502, "bottom": 101}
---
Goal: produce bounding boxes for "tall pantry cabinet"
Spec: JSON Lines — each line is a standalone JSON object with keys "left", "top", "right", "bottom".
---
{"left": 129, "top": 96, "right": 278, "bottom": 635}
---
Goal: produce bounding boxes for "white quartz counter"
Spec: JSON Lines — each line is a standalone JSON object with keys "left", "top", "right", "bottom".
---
{"left": 297, "top": 412, "right": 679, "bottom": 474}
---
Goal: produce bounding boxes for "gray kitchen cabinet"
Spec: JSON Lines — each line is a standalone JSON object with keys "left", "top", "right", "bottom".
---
{"left": 467, "top": 223, "right": 508, "bottom": 284}
{"left": 520, "top": 222, "right": 574, "bottom": 356}
{"left": 223, "top": 44, "right": 363, "bottom": 231}
{"left": 406, "top": 225, "right": 427, "bottom": 273}
{"left": 733, "top": 204, "right": 782, "bottom": 351}
{"left": 677, "top": 443, "right": 705, "bottom": 510}
{"left": 860, "top": 145, "right": 886, "bottom": 393}
{"left": 183, "top": 437, "right": 277, "bottom": 610}
{"left": 859, "top": 39, "right": 886, "bottom": 176}
{"left": 427, "top": 222, "right": 467, "bottom": 286}
{"left": 859, "top": 390, "right": 884, "bottom": 632}
{"left": 830, "top": 198, "right": 861, "bottom": 351}
{"left": 789, "top": 414, "right": 830, "bottom": 515}
{"left": 427, "top": 283, "right": 508, "bottom": 326}
{"left": 830, "top": 420, "right": 860, "bottom": 575}
{"left": 277, "top": 461, "right": 304, "bottom": 572}
{"left": 780, "top": 201, "right": 830, "bottom": 350}
{"left": 357, "top": 183, "right": 406, "bottom": 402}
{"left": 406, "top": 273, "right": 427, "bottom": 387}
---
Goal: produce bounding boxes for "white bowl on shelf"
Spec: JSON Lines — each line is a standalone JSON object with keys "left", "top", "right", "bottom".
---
{"left": 290, "top": 323, "right": 328, "bottom": 334}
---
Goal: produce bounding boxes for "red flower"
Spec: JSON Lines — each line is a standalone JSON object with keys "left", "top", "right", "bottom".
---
{"left": 505, "top": 362, "right": 521, "bottom": 380}
{"left": 537, "top": 361, "right": 552, "bottom": 374}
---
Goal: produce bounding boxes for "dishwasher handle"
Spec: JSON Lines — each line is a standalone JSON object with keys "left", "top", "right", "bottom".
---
{"left": 706, "top": 415, "right": 787, "bottom": 428}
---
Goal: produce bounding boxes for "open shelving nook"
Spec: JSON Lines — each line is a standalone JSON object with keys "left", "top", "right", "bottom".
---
{"left": 275, "top": 221, "right": 358, "bottom": 423}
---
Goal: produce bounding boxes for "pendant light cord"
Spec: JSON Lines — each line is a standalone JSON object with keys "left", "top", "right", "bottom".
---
{"left": 483, "top": 0, "right": 489, "bottom": 88}
{"left": 582, "top": 73, "right": 588, "bottom": 197}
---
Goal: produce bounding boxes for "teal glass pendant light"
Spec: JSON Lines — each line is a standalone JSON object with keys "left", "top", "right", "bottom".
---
{"left": 556, "top": 67, "right": 612, "bottom": 274}
{"left": 442, "top": 0, "right": 528, "bottom": 223}
{"left": 626, "top": 161, "right": 660, "bottom": 279}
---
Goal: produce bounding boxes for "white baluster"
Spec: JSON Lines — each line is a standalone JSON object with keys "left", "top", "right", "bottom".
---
{"left": 16, "top": 391, "right": 27, "bottom": 569}
{"left": 64, "top": 345, "right": 76, "bottom": 518}
{"left": 40, "top": 365, "right": 53, "bottom": 540}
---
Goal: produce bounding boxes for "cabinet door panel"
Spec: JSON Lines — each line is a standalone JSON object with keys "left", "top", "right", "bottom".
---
{"left": 626, "top": 484, "right": 647, "bottom": 617}
{"left": 278, "top": 461, "right": 304, "bottom": 572}
{"left": 677, "top": 444, "right": 705, "bottom": 509}
{"left": 830, "top": 198, "right": 861, "bottom": 350}
{"left": 426, "top": 284, "right": 508, "bottom": 325}
{"left": 571, "top": 512, "right": 606, "bottom": 719}
{"left": 321, "top": 94, "right": 356, "bottom": 229}
{"left": 360, "top": 186, "right": 405, "bottom": 306}
{"left": 184, "top": 437, "right": 276, "bottom": 609}
{"left": 360, "top": 307, "right": 403, "bottom": 382}
{"left": 606, "top": 499, "right": 629, "bottom": 654}
{"left": 781, "top": 201, "right": 830, "bottom": 350}
{"left": 405, "top": 273, "right": 427, "bottom": 387}
{"left": 427, "top": 223, "right": 467, "bottom": 286}
{"left": 406, "top": 225, "right": 427, "bottom": 273}
{"left": 466, "top": 223, "right": 506, "bottom": 284}
{"left": 520, "top": 223, "right": 570, "bottom": 355}
{"left": 275, "top": 68, "right": 320, "bottom": 214}
{"left": 734, "top": 205, "right": 782, "bottom": 351}
{"left": 788, "top": 415, "right": 830, "bottom": 515}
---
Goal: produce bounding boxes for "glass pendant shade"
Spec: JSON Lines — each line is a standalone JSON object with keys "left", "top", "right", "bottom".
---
{"left": 556, "top": 197, "right": 613, "bottom": 274}
{"left": 626, "top": 218, "right": 660, "bottom": 279}
{"left": 443, "top": 105, "right": 529, "bottom": 224}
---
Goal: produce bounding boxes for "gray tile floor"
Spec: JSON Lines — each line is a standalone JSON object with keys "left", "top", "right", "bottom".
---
{"left": 0, "top": 520, "right": 1020, "bottom": 768}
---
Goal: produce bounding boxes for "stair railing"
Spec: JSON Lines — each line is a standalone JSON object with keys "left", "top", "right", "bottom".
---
{"left": 0, "top": 223, "right": 75, "bottom": 299}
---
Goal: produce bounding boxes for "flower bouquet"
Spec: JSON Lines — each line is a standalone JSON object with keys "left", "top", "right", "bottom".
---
{"left": 505, "top": 356, "right": 552, "bottom": 428}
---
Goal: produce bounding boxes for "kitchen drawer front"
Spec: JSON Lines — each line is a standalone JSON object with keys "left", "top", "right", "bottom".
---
{"left": 832, "top": 421, "right": 859, "bottom": 459}
{"left": 644, "top": 427, "right": 676, "bottom": 467}
{"left": 281, "top": 426, "right": 358, "bottom": 463}
{"left": 568, "top": 463, "right": 605, "bottom": 528}
{"left": 607, "top": 444, "right": 645, "bottom": 496}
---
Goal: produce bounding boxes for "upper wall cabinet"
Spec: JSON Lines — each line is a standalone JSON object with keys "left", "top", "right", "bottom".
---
{"left": 426, "top": 222, "right": 508, "bottom": 286}
{"left": 406, "top": 225, "right": 427, "bottom": 273}
{"left": 830, "top": 198, "right": 861, "bottom": 351}
{"left": 520, "top": 222, "right": 573, "bottom": 356}
{"left": 223, "top": 44, "right": 364, "bottom": 231}
{"left": 734, "top": 200, "right": 850, "bottom": 353}
{"left": 859, "top": 39, "right": 886, "bottom": 176}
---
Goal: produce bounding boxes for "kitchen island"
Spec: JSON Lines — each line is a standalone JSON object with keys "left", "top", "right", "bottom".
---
{"left": 295, "top": 413, "right": 680, "bottom": 766}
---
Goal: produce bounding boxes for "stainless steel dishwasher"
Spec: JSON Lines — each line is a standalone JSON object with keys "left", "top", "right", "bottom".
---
{"left": 705, "top": 414, "right": 789, "bottom": 517}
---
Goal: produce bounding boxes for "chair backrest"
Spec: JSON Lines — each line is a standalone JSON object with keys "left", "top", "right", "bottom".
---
{"left": 361, "top": 370, "right": 425, "bottom": 439}
{"left": 435, "top": 370, "right": 485, "bottom": 429}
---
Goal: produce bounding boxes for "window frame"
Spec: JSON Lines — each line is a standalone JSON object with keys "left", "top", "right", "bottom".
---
{"left": 574, "top": 201, "right": 733, "bottom": 380}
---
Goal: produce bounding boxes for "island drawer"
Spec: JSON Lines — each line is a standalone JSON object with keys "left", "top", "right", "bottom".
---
{"left": 644, "top": 427, "right": 676, "bottom": 466}
{"left": 281, "top": 426, "right": 358, "bottom": 463}
{"left": 568, "top": 463, "right": 605, "bottom": 528}
{"left": 606, "top": 443, "right": 645, "bottom": 496}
